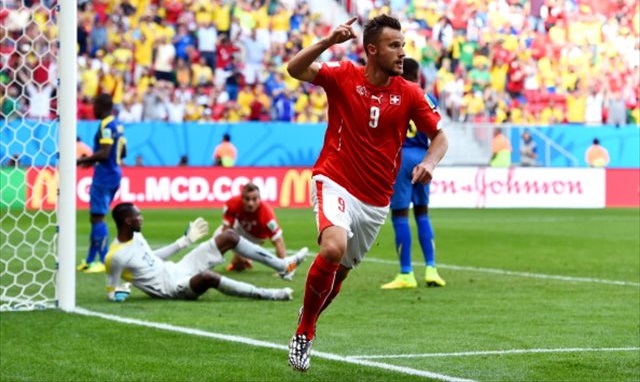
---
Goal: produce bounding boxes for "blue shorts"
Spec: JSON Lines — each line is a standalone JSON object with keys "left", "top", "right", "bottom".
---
{"left": 390, "top": 147, "right": 430, "bottom": 210}
{"left": 89, "top": 182, "right": 119, "bottom": 215}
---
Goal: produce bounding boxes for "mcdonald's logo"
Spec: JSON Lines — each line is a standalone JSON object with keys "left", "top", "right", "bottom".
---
{"left": 280, "top": 169, "right": 312, "bottom": 207}
{"left": 28, "top": 168, "right": 58, "bottom": 210}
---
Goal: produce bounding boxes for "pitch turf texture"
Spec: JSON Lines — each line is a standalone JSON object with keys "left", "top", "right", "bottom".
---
{"left": 1, "top": 208, "right": 639, "bottom": 381}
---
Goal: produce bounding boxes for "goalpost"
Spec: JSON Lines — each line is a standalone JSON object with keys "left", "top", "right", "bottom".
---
{"left": 0, "top": 0, "right": 76, "bottom": 312}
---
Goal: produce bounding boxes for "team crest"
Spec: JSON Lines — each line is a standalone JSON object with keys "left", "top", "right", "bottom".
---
{"left": 390, "top": 94, "right": 401, "bottom": 105}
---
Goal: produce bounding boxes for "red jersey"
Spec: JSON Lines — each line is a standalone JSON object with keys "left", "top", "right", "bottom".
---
{"left": 311, "top": 61, "right": 442, "bottom": 206}
{"left": 222, "top": 195, "right": 282, "bottom": 241}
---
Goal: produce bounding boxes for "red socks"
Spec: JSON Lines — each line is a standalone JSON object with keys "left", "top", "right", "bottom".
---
{"left": 296, "top": 255, "right": 339, "bottom": 340}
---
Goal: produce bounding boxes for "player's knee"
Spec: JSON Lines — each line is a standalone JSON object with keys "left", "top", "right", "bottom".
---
{"left": 319, "top": 242, "right": 345, "bottom": 264}
{"left": 190, "top": 271, "right": 221, "bottom": 294}
{"left": 214, "top": 230, "right": 240, "bottom": 252}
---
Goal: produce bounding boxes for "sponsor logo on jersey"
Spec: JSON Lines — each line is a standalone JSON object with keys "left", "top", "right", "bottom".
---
{"left": 371, "top": 94, "right": 383, "bottom": 103}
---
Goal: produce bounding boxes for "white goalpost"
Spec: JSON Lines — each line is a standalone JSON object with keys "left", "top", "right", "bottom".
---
{"left": 56, "top": 0, "right": 77, "bottom": 312}
{"left": 0, "top": 0, "right": 76, "bottom": 311}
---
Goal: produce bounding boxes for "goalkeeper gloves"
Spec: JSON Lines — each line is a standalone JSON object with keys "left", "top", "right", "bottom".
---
{"left": 176, "top": 217, "right": 210, "bottom": 249}
{"left": 108, "top": 283, "right": 131, "bottom": 302}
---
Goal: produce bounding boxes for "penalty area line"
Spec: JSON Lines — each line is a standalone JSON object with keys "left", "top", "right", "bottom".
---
{"left": 349, "top": 347, "right": 640, "bottom": 360}
{"left": 73, "top": 307, "right": 475, "bottom": 382}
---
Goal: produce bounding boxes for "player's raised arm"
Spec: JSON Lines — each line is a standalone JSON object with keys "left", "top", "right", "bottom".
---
{"left": 412, "top": 130, "right": 448, "bottom": 185}
{"left": 287, "top": 17, "right": 358, "bottom": 82}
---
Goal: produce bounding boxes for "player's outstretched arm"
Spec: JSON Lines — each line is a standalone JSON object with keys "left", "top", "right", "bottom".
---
{"left": 106, "top": 262, "right": 131, "bottom": 302}
{"left": 287, "top": 17, "right": 358, "bottom": 82}
{"left": 154, "top": 217, "right": 210, "bottom": 259}
{"left": 272, "top": 236, "right": 287, "bottom": 260}
{"left": 412, "top": 130, "right": 449, "bottom": 185}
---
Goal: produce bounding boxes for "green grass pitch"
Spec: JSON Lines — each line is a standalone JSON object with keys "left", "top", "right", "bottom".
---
{"left": 1, "top": 208, "right": 639, "bottom": 381}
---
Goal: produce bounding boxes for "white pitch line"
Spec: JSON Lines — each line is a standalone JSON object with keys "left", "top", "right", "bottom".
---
{"left": 349, "top": 347, "right": 640, "bottom": 360}
{"left": 73, "top": 307, "right": 475, "bottom": 382}
{"left": 365, "top": 258, "right": 640, "bottom": 287}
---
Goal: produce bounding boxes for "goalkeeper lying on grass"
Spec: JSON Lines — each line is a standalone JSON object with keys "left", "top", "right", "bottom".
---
{"left": 105, "top": 202, "right": 310, "bottom": 302}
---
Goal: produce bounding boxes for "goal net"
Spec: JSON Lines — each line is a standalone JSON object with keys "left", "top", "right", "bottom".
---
{"left": 1, "top": 0, "right": 76, "bottom": 311}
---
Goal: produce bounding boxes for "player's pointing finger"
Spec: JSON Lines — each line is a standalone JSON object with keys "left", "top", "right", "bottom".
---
{"left": 344, "top": 17, "right": 358, "bottom": 26}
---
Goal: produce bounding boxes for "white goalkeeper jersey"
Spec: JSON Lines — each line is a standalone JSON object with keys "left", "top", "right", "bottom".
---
{"left": 105, "top": 232, "right": 176, "bottom": 298}
{"left": 105, "top": 232, "right": 224, "bottom": 299}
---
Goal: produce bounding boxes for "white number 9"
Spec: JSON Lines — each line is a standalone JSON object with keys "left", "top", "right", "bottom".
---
{"left": 369, "top": 106, "right": 380, "bottom": 128}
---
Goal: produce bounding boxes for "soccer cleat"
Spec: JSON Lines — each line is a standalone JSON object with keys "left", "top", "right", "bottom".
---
{"left": 279, "top": 247, "right": 309, "bottom": 280}
{"left": 381, "top": 272, "right": 418, "bottom": 289}
{"left": 84, "top": 262, "right": 106, "bottom": 273}
{"left": 288, "top": 334, "right": 313, "bottom": 372}
{"left": 226, "top": 258, "right": 253, "bottom": 272}
{"left": 425, "top": 266, "right": 446, "bottom": 287}
{"left": 76, "top": 261, "right": 89, "bottom": 272}
{"left": 264, "top": 287, "right": 293, "bottom": 301}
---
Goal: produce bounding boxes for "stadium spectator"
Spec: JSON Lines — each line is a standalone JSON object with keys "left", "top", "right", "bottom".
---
{"left": 1, "top": 85, "right": 22, "bottom": 119}
{"left": 5, "top": 0, "right": 640, "bottom": 124}
{"left": 585, "top": 138, "right": 610, "bottom": 167}
{"left": 240, "top": 29, "right": 268, "bottom": 85}
{"left": 153, "top": 35, "right": 177, "bottom": 83}
{"left": 17, "top": 67, "right": 54, "bottom": 119}
{"left": 490, "top": 128, "right": 512, "bottom": 167}
{"left": 117, "top": 94, "right": 143, "bottom": 123}
{"left": 381, "top": 58, "right": 445, "bottom": 290}
{"left": 215, "top": 182, "right": 307, "bottom": 280}
{"left": 165, "top": 92, "right": 186, "bottom": 123}
{"left": 212, "top": 133, "right": 237, "bottom": 167}
{"left": 585, "top": 85, "right": 605, "bottom": 125}
{"left": 285, "top": 15, "right": 448, "bottom": 372}
{"left": 76, "top": 136, "right": 93, "bottom": 159}
{"left": 520, "top": 131, "right": 538, "bottom": 167}
{"left": 105, "top": 202, "right": 297, "bottom": 303}
{"left": 606, "top": 90, "right": 628, "bottom": 127}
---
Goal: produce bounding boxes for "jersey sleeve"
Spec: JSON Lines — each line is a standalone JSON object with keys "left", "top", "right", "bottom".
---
{"left": 409, "top": 85, "right": 442, "bottom": 137}
{"left": 99, "top": 117, "right": 116, "bottom": 145}
{"left": 105, "top": 245, "right": 127, "bottom": 295}
{"left": 260, "top": 204, "right": 283, "bottom": 241}
{"left": 222, "top": 197, "right": 238, "bottom": 227}
{"left": 312, "top": 61, "right": 350, "bottom": 94}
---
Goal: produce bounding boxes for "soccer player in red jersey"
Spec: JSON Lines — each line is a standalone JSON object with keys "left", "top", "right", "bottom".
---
{"left": 286, "top": 14, "right": 449, "bottom": 371}
{"left": 216, "top": 182, "right": 308, "bottom": 280}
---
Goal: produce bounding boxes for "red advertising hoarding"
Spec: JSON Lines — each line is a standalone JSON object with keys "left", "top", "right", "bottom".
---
{"left": 27, "top": 167, "right": 313, "bottom": 210}
{"left": 605, "top": 169, "right": 640, "bottom": 208}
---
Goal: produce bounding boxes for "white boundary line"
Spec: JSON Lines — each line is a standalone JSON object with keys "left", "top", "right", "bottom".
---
{"left": 349, "top": 347, "right": 640, "bottom": 360}
{"left": 364, "top": 258, "right": 640, "bottom": 287}
{"left": 77, "top": 246, "right": 638, "bottom": 287}
{"left": 73, "top": 307, "right": 475, "bottom": 382}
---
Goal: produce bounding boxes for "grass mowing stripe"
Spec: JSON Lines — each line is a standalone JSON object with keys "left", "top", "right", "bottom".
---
{"left": 349, "top": 347, "right": 640, "bottom": 359}
{"left": 365, "top": 258, "right": 640, "bottom": 287}
{"left": 74, "top": 245, "right": 640, "bottom": 287}
{"left": 74, "top": 307, "right": 476, "bottom": 382}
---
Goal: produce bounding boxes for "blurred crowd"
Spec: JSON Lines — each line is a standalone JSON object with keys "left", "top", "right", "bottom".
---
{"left": 1, "top": 0, "right": 639, "bottom": 126}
